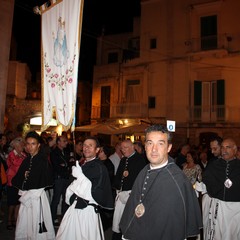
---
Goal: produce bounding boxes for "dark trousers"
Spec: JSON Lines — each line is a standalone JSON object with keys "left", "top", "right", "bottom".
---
{"left": 112, "top": 231, "right": 122, "bottom": 240}
{"left": 50, "top": 178, "right": 71, "bottom": 221}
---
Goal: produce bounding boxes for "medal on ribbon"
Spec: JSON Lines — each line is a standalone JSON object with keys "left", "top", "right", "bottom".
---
{"left": 224, "top": 178, "right": 233, "bottom": 188}
{"left": 123, "top": 170, "right": 129, "bottom": 177}
{"left": 135, "top": 203, "right": 145, "bottom": 218}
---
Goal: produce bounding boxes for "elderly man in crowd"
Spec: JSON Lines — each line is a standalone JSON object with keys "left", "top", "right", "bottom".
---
{"left": 197, "top": 137, "right": 240, "bottom": 240}
{"left": 112, "top": 139, "right": 146, "bottom": 240}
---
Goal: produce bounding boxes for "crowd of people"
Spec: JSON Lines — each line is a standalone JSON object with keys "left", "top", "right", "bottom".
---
{"left": 0, "top": 126, "right": 239, "bottom": 239}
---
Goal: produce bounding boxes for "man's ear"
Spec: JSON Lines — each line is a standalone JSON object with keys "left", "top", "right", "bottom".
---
{"left": 167, "top": 144, "right": 172, "bottom": 153}
{"left": 96, "top": 147, "right": 100, "bottom": 154}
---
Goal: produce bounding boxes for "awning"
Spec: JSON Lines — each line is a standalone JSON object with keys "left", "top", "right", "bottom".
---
{"left": 75, "top": 122, "right": 150, "bottom": 135}
{"left": 75, "top": 123, "right": 120, "bottom": 135}
{"left": 114, "top": 123, "right": 150, "bottom": 135}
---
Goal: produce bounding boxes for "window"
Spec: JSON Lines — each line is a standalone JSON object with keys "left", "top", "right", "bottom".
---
{"left": 108, "top": 52, "right": 118, "bottom": 64}
{"left": 201, "top": 15, "right": 217, "bottom": 50}
{"left": 150, "top": 38, "right": 157, "bottom": 49}
{"left": 100, "top": 86, "right": 111, "bottom": 118}
{"left": 148, "top": 97, "right": 156, "bottom": 108}
{"left": 122, "top": 37, "right": 140, "bottom": 62}
{"left": 126, "top": 80, "right": 141, "bottom": 102}
{"left": 194, "top": 79, "right": 225, "bottom": 121}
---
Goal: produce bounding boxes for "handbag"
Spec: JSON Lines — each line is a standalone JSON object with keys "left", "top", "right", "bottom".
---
{"left": 0, "top": 162, "right": 7, "bottom": 185}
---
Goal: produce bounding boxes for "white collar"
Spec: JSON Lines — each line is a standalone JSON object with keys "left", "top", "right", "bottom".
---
{"left": 150, "top": 161, "right": 168, "bottom": 170}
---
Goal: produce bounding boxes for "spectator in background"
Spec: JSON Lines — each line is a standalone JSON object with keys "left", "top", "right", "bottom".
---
{"left": 50, "top": 135, "right": 72, "bottom": 226}
{"left": 0, "top": 155, "right": 7, "bottom": 222}
{"left": 0, "top": 133, "right": 8, "bottom": 219}
{"left": 183, "top": 150, "right": 202, "bottom": 185}
{"left": 109, "top": 142, "right": 122, "bottom": 175}
{"left": 198, "top": 151, "right": 208, "bottom": 171}
{"left": 75, "top": 139, "right": 84, "bottom": 165}
{"left": 133, "top": 141, "right": 144, "bottom": 154}
{"left": 236, "top": 146, "right": 240, "bottom": 159}
{"left": 134, "top": 141, "right": 148, "bottom": 163}
{"left": 40, "top": 131, "right": 51, "bottom": 158}
{"left": 48, "top": 131, "right": 58, "bottom": 149}
{"left": 98, "top": 145, "right": 114, "bottom": 185}
{"left": 0, "top": 133, "right": 9, "bottom": 164}
{"left": 98, "top": 145, "right": 115, "bottom": 231}
{"left": 5, "top": 131, "right": 16, "bottom": 153}
{"left": 209, "top": 136, "right": 223, "bottom": 162}
{"left": 6, "top": 137, "right": 26, "bottom": 230}
{"left": 175, "top": 143, "right": 190, "bottom": 169}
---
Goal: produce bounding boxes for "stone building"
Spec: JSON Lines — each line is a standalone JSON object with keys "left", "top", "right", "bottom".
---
{"left": 90, "top": 0, "right": 240, "bottom": 147}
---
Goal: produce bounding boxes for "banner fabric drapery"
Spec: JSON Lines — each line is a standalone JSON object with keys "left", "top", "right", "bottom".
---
{"left": 41, "top": 0, "right": 84, "bottom": 131}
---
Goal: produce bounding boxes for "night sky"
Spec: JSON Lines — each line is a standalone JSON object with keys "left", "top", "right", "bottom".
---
{"left": 12, "top": 0, "right": 141, "bottom": 82}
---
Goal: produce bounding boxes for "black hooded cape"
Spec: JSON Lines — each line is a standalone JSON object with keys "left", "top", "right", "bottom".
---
{"left": 12, "top": 150, "right": 53, "bottom": 190}
{"left": 120, "top": 157, "right": 202, "bottom": 240}
{"left": 82, "top": 158, "right": 114, "bottom": 209}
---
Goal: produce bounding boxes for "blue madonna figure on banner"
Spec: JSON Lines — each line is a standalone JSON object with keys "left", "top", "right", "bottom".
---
{"left": 53, "top": 16, "right": 69, "bottom": 67}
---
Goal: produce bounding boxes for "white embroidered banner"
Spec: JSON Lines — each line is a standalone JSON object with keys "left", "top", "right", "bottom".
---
{"left": 41, "top": 0, "right": 84, "bottom": 131}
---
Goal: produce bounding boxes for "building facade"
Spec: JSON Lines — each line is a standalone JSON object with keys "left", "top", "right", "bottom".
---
{"left": 5, "top": 60, "right": 92, "bottom": 135}
{"left": 91, "top": 0, "right": 240, "bottom": 147}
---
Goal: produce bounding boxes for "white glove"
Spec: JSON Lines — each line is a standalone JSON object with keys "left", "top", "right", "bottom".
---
{"left": 195, "top": 181, "right": 207, "bottom": 194}
{"left": 72, "top": 160, "right": 82, "bottom": 178}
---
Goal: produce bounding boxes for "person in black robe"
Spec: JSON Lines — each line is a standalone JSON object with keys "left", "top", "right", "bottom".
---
{"left": 11, "top": 131, "right": 55, "bottom": 240}
{"left": 200, "top": 138, "right": 240, "bottom": 239}
{"left": 81, "top": 145, "right": 114, "bottom": 210}
{"left": 12, "top": 132, "right": 53, "bottom": 190}
{"left": 56, "top": 136, "right": 114, "bottom": 240}
{"left": 120, "top": 125, "right": 202, "bottom": 240}
{"left": 112, "top": 140, "right": 147, "bottom": 240}
{"left": 98, "top": 145, "right": 115, "bottom": 230}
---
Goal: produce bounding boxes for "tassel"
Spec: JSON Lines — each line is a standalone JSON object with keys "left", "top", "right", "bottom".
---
{"left": 39, "top": 222, "right": 43, "bottom": 233}
{"left": 39, "top": 222, "right": 47, "bottom": 234}
{"left": 42, "top": 221, "right": 47, "bottom": 233}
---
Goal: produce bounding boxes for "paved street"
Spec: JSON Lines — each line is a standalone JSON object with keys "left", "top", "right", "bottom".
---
{"left": 0, "top": 192, "right": 112, "bottom": 240}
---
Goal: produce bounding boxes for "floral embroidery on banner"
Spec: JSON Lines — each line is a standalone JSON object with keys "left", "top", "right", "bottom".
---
{"left": 44, "top": 51, "right": 76, "bottom": 91}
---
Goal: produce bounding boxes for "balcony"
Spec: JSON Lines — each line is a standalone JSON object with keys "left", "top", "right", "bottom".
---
{"left": 189, "top": 105, "right": 240, "bottom": 123}
{"left": 112, "top": 103, "right": 148, "bottom": 118}
{"left": 91, "top": 103, "right": 148, "bottom": 119}
{"left": 185, "top": 34, "right": 232, "bottom": 54}
{"left": 190, "top": 105, "right": 224, "bottom": 122}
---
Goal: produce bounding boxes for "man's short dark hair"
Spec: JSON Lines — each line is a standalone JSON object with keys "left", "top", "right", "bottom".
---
{"left": 145, "top": 124, "right": 172, "bottom": 144}
{"left": 56, "top": 135, "right": 67, "bottom": 145}
{"left": 84, "top": 136, "right": 100, "bottom": 148}
{"left": 75, "top": 139, "right": 83, "bottom": 145}
{"left": 210, "top": 136, "right": 223, "bottom": 146}
{"left": 25, "top": 131, "right": 41, "bottom": 143}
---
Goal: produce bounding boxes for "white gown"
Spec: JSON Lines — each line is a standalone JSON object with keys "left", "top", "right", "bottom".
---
{"left": 16, "top": 188, "right": 55, "bottom": 240}
{"left": 196, "top": 182, "right": 240, "bottom": 240}
{"left": 56, "top": 170, "right": 104, "bottom": 240}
